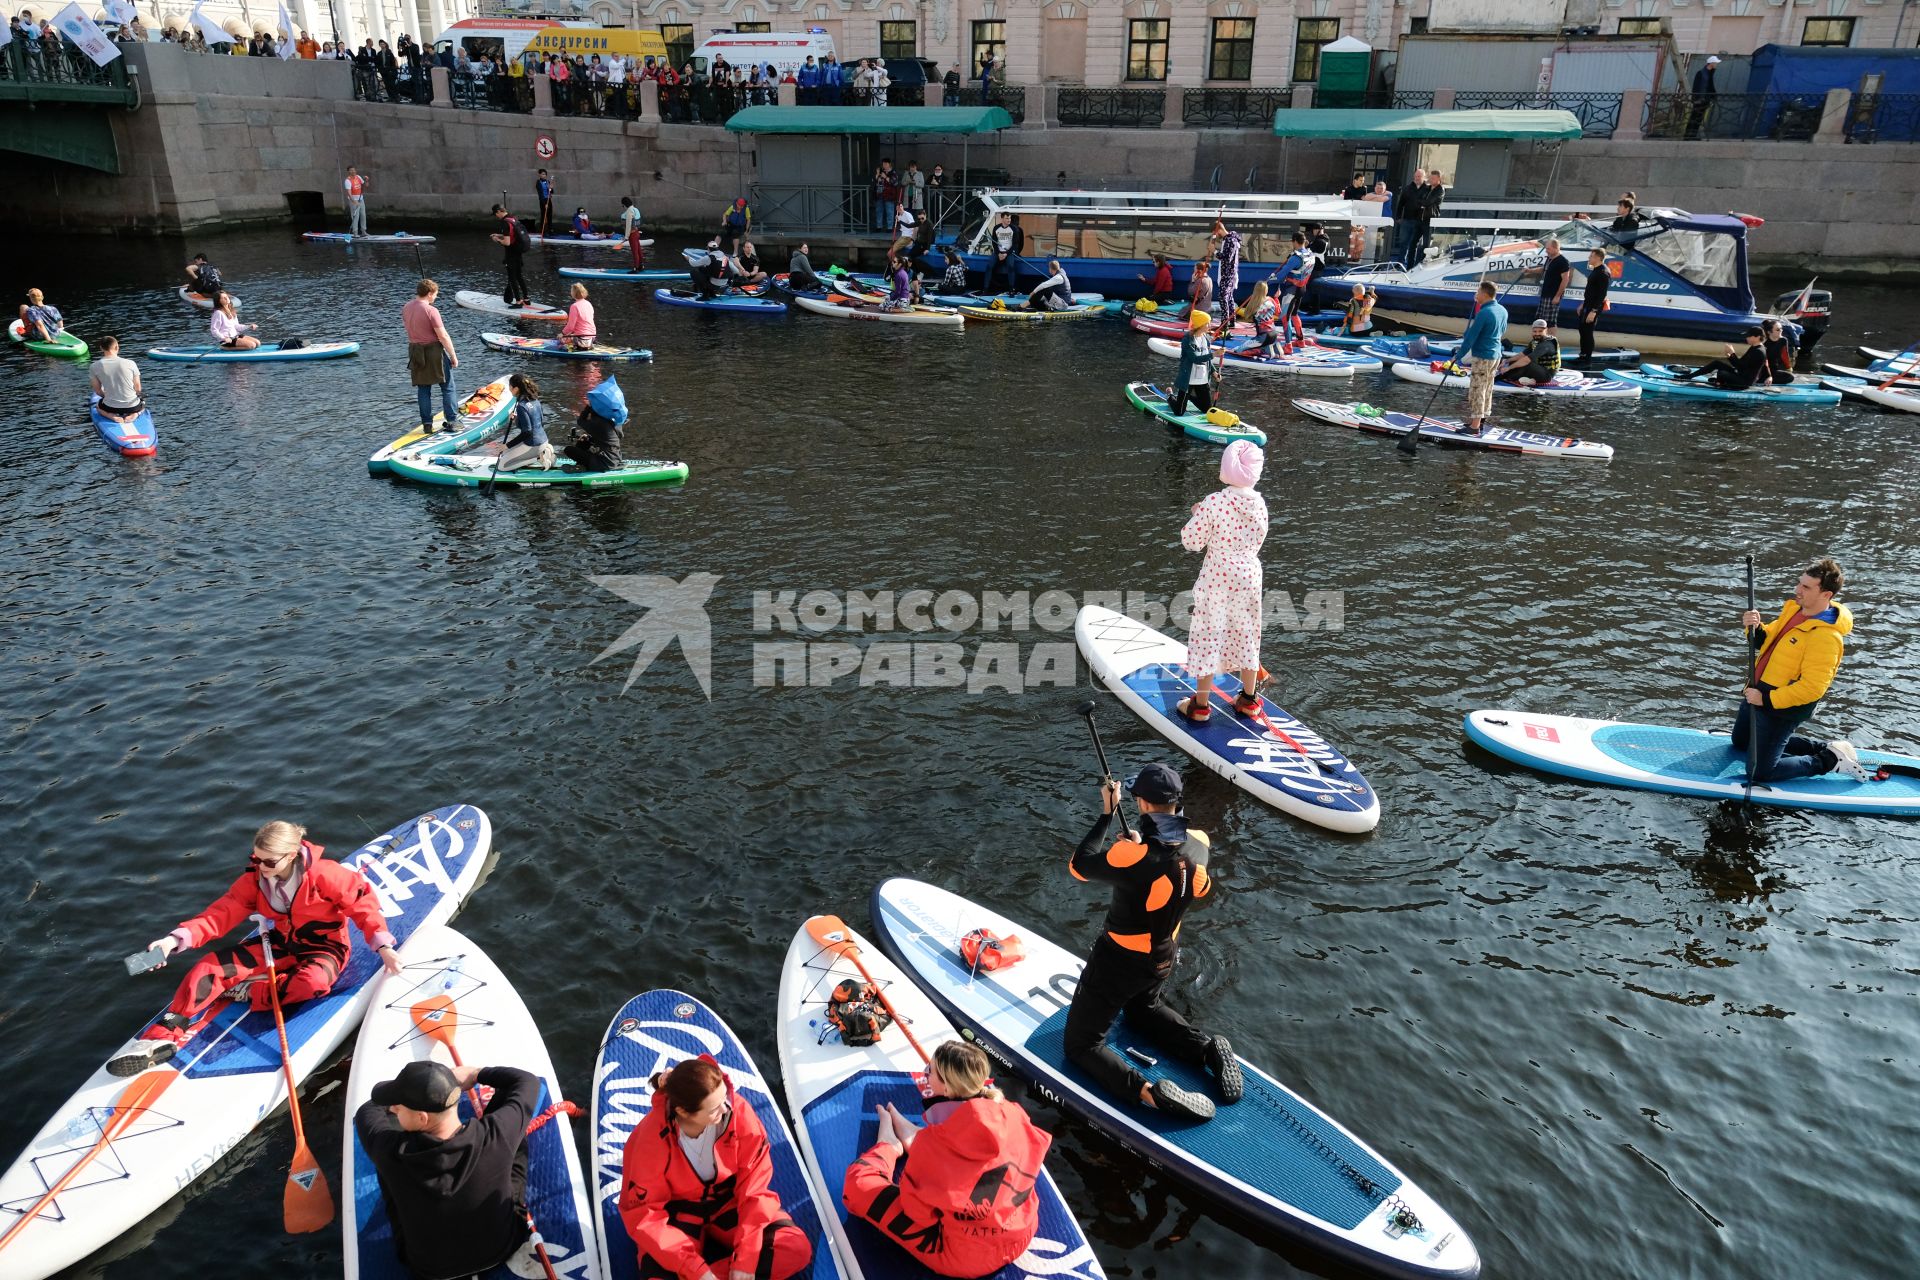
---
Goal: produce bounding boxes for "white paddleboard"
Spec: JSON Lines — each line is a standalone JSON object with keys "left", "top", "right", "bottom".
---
{"left": 528, "top": 234, "right": 650, "bottom": 250}
{"left": 454, "top": 291, "right": 567, "bottom": 322}
{"left": 776, "top": 916, "right": 1106, "bottom": 1280}
{"left": 1290, "top": 398, "right": 1614, "bottom": 460}
{"left": 0, "top": 806, "right": 492, "bottom": 1280}
{"left": 366, "top": 375, "right": 516, "bottom": 476}
{"left": 1074, "top": 606, "right": 1380, "bottom": 833}
{"left": 1464, "top": 710, "right": 1920, "bottom": 815}
{"left": 176, "top": 286, "right": 240, "bottom": 311}
{"left": 1389, "top": 361, "right": 1640, "bottom": 398}
{"left": 870, "top": 879, "right": 1482, "bottom": 1280}
{"left": 344, "top": 923, "right": 600, "bottom": 1280}
{"left": 1144, "top": 336, "right": 1357, "bottom": 377}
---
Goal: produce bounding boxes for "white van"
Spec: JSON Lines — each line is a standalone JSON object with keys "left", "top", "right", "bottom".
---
{"left": 691, "top": 30, "right": 834, "bottom": 77}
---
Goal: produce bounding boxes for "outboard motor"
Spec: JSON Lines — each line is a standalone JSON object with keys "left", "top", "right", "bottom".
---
{"left": 1772, "top": 285, "right": 1833, "bottom": 355}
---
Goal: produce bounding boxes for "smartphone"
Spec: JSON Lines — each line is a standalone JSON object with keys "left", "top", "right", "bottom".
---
{"left": 123, "top": 948, "right": 166, "bottom": 976}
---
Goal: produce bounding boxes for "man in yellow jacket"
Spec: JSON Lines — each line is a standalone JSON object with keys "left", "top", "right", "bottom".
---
{"left": 1736, "top": 557, "right": 1869, "bottom": 783}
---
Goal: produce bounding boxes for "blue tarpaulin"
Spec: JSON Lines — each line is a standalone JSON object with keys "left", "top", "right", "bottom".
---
{"left": 1749, "top": 44, "right": 1920, "bottom": 140}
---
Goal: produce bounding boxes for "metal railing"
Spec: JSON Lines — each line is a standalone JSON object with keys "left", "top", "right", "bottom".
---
{"left": 1643, "top": 91, "right": 1826, "bottom": 140}
{"left": 1057, "top": 85, "right": 1165, "bottom": 128}
{"left": 1182, "top": 87, "right": 1288, "bottom": 128}
{"left": 351, "top": 63, "right": 433, "bottom": 105}
{"left": 946, "top": 82, "right": 1026, "bottom": 124}
{"left": 1848, "top": 92, "right": 1920, "bottom": 143}
{"left": 1451, "top": 88, "right": 1623, "bottom": 137}
{"left": 0, "top": 34, "right": 137, "bottom": 103}
{"left": 449, "top": 70, "right": 529, "bottom": 113}
{"left": 749, "top": 182, "right": 991, "bottom": 235}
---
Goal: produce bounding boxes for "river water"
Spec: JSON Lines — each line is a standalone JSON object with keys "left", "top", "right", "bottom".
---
{"left": 2, "top": 229, "right": 1916, "bottom": 1280}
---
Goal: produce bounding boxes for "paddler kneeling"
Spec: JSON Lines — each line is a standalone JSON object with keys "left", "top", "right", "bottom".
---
{"left": 843, "top": 1040, "right": 1051, "bottom": 1277}
{"left": 111, "top": 820, "right": 401, "bottom": 1076}
{"left": 356, "top": 1059, "right": 547, "bottom": 1280}
{"left": 1735, "top": 558, "right": 1871, "bottom": 784}
{"left": 1065, "top": 765, "right": 1241, "bottom": 1123}
{"left": 618, "top": 1055, "right": 814, "bottom": 1280}
{"left": 564, "top": 378, "right": 627, "bottom": 473}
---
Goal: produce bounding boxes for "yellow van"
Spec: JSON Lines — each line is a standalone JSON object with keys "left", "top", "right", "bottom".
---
{"left": 523, "top": 27, "right": 669, "bottom": 61}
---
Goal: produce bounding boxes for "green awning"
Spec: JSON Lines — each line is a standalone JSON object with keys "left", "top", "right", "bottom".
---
{"left": 725, "top": 106, "right": 1015, "bottom": 135}
{"left": 1271, "top": 108, "right": 1583, "bottom": 140}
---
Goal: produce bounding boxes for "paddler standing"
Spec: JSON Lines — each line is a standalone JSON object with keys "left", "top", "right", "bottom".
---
{"left": 1064, "top": 764, "right": 1240, "bottom": 1123}
{"left": 1175, "top": 438, "right": 1268, "bottom": 723}
{"left": 1735, "top": 559, "right": 1871, "bottom": 784}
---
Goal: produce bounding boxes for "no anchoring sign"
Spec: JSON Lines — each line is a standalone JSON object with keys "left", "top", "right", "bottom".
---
{"left": 535, "top": 134, "right": 556, "bottom": 160}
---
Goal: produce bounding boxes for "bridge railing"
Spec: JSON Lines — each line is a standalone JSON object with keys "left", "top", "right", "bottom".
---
{"left": 0, "top": 35, "right": 137, "bottom": 104}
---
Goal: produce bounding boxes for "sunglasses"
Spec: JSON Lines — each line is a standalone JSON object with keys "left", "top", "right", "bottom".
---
{"left": 248, "top": 850, "right": 293, "bottom": 868}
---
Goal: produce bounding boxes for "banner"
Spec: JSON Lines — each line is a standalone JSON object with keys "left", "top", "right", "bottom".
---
{"left": 53, "top": 2, "right": 121, "bottom": 66}
{"left": 189, "top": 0, "right": 227, "bottom": 47}
{"left": 105, "top": 0, "right": 136, "bottom": 25}
{"left": 276, "top": 1, "right": 294, "bottom": 57}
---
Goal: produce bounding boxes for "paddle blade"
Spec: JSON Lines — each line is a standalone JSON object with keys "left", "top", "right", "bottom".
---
{"left": 805, "top": 914, "right": 858, "bottom": 959}
{"left": 409, "top": 993, "right": 463, "bottom": 1055}
{"left": 284, "top": 1141, "right": 334, "bottom": 1233}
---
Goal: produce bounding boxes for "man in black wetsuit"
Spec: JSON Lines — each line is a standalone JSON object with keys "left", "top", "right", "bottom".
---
{"left": 1677, "top": 326, "right": 1769, "bottom": 389}
{"left": 1063, "top": 764, "right": 1240, "bottom": 1123}
{"left": 1575, "top": 248, "right": 1612, "bottom": 366}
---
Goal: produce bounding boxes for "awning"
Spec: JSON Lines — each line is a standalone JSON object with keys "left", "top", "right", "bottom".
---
{"left": 1271, "top": 108, "right": 1583, "bottom": 140}
{"left": 726, "top": 106, "right": 1016, "bottom": 135}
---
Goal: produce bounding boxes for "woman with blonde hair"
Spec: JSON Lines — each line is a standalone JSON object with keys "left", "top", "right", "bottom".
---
{"left": 111, "top": 819, "right": 400, "bottom": 1076}
{"left": 558, "top": 281, "right": 596, "bottom": 351}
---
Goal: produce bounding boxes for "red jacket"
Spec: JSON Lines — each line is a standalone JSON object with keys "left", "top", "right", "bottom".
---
{"left": 618, "top": 1058, "right": 790, "bottom": 1280}
{"left": 844, "top": 1097, "right": 1050, "bottom": 1278}
{"left": 169, "top": 841, "right": 392, "bottom": 999}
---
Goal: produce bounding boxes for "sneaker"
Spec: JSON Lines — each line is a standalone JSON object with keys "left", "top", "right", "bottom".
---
{"left": 107, "top": 1039, "right": 179, "bottom": 1077}
{"left": 1828, "top": 739, "right": 1871, "bottom": 783}
{"left": 1204, "top": 1035, "right": 1244, "bottom": 1103}
{"left": 1149, "top": 1078, "right": 1216, "bottom": 1122}
{"left": 504, "top": 1237, "right": 547, "bottom": 1279}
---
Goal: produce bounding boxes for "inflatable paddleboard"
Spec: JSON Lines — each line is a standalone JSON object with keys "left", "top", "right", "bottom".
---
{"left": 1820, "top": 362, "right": 1919, "bottom": 385}
{"left": 1290, "top": 399, "right": 1613, "bottom": 460}
{"left": 0, "top": 805, "right": 492, "bottom": 1280}
{"left": 8, "top": 318, "right": 87, "bottom": 358}
{"left": 146, "top": 341, "right": 360, "bottom": 363}
{"left": 558, "top": 267, "right": 688, "bottom": 282}
{"left": 1858, "top": 346, "right": 1920, "bottom": 367}
{"left": 176, "top": 287, "right": 240, "bottom": 311}
{"left": 929, "top": 292, "right": 1107, "bottom": 310}
{"left": 957, "top": 302, "right": 1105, "bottom": 323}
{"left": 345, "top": 923, "right": 599, "bottom": 1280}
{"left": 387, "top": 447, "right": 689, "bottom": 490}
{"left": 652, "top": 288, "right": 787, "bottom": 314}
{"left": 777, "top": 915, "right": 1106, "bottom": 1280}
{"left": 1123, "top": 382, "right": 1266, "bottom": 446}
{"left": 1855, "top": 383, "right": 1920, "bottom": 414}
{"left": 529, "top": 233, "right": 647, "bottom": 249}
{"left": 793, "top": 295, "right": 965, "bottom": 327}
{"left": 454, "top": 291, "right": 566, "bottom": 322}
{"left": 1075, "top": 605, "right": 1379, "bottom": 832}
{"left": 870, "top": 879, "right": 1482, "bottom": 1280}
{"left": 1389, "top": 361, "right": 1640, "bottom": 399}
{"left": 1464, "top": 711, "right": 1920, "bottom": 815}
{"left": 302, "top": 231, "right": 436, "bottom": 244}
{"left": 366, "top": 375, "right": 515, "bottom": 476}
{"left": 592, "top": 990, "right": 848, "bottom": 1280}
{"left": 1131, "top": 314, "right": 1254, "bottom": 340}
{"left": 88, "top": 394, "right": 156, "bottom": 457}
{"left": 1145, "top": 336, "right": 1360, "bottom": 377}
{"left": 1601, "top": 364, "right": 1841, "bottom": 404}
{"left": 1356, "top": 337, "right": 1640, "bottom": 366}
{"left": 480, "top": 332, "right": 655, "bottom": 361}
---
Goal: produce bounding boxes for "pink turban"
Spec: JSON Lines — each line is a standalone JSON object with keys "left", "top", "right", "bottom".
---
{"left": 1220, "top": 439, "right": 1264, "bottom": 488}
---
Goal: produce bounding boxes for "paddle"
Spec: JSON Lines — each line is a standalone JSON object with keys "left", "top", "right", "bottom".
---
{"left": 1874, "top": 340, "right": 1920, "bottom": 391}
{"left": 250, "top": 915, "right": 333, "bottom": 1233}
{"left": 1741, "top": 554, "right": 1757, "bottom": 814}
{"left": 805, "top": 915, "right": 934, "bottom": 1069}
{"left": 1078, "top": 700, "right": 1136, "bottom": 837}
{"left": 0, "top": 1070, "right": 178, "bottom": 1255}
{"left": 1401, "top": 266, "right": 1530, "bottom": 456}
{"left": 408, "top": 992, "right": 563, "bottom": 1280}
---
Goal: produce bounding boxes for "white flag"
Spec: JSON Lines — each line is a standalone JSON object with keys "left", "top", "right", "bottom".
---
{"left": 276, "top": 2, "right": 294, "bottom": 57}
{"left": 105, "top": 0, "right": 136, "bottom": 24}
{"left": 189, "top": 1, "right": 227, "bottom": 46}
{"left": 53, "top": 2, "right": 121, "bottom": 66}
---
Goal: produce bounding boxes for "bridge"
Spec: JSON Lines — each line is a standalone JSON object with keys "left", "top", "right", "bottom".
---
{"left": 0, "top": 39, "right": 139, "bottom": 172}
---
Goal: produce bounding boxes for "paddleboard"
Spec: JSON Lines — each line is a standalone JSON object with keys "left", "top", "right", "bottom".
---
{"left": 558, "top": 267, "right": 688, "bottom": 282}
{"left": 366, "top": 375, "right": 516, "bottom": 476}
{"left": 1123, "top": 382, "right": 1266, "bottom": 446}
{"left": 146, "top": 341, "right": 360, "bottom": 363}
{"left": 176, "top": 287, "right": 239, "bottom": 311}
{"left": 1290, "top": 399, "right": 1613, "bottom": 461}
{"left": 479, "top": 332, "right": 655, "bottom": 361}
{"left": 1389, "top": 361, "right": 1640, "bottom": 399}
{"left": 592, "top": 989, "right": 847, "bottom": 1280}
{"left": 777, "top": 915, "right": 1106, "bottom": 1280}
{"left": 1131, "top": 314, "right": 1254, "bottom": 340}
{"left": 956, "top": 303, "right": 1106, "bottom": 323}
{"left": 1464, "top": 710, "right": 1920, "bottom": 815}
{"left": 302, "top": 231, "right": 437, "bottom": 244}
{"left": 793, "top": 295, "right": 965, "bottom": 327}
{"left": 929, "top": 292, "right": 1107, "bottom": 310}
{"left": 1144, "top": 336, "right": 1359, "bottom": 378}
{"left": 1820, "top": 362, "right": 1920, "bottom": 386}
{"left": 454, "top": 291, "right": 567, "bottom": 322}
{"left": 387, "top": 447, "right": 689, "bottom": 490}
{"left": 870, "top": 879, "right": 1482, "bottom": 1280}
{"left": 1855, "top": 383, "right": 1920, "bottom": 414}
{"left": 652, "top": 288, "right": 787, "bottom": 314}
{"left": 88, "top": 394, "right": 156, "bottom": 457}
{"left": 344, "top": 923, "right": 599, "bottom": 1280}
{"left": 1858, "top": 346, "right": 1920, "bottom": 367}
{"left": 0, "top": 805, "right": 493, "bottom": 1280}
{"left": 1601, "top": 364, "right": 1841, "bottom": 404}
{"left": 8, "top": 318, "right": 87, "bottom": 358}
{"left": 1356, "top": 337, "right": 1640, "bottom": 367}
{"left": 1075, "top": 605, "right": 1379, "bottom": 833}
{"left": 529, "top": 233, "right": 648, "bottom": 250}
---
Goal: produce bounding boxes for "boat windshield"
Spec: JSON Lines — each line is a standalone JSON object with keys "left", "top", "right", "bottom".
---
{"left": 1549, "top": 217, "right": 1739, "bottom": 291}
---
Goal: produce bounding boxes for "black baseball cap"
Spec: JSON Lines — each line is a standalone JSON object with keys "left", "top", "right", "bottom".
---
{"left": 1127, "top": 763, "right": 1184, "bottom": 803}
{"left": 370, "top": 1060, "right": 459, "bottom": 1112}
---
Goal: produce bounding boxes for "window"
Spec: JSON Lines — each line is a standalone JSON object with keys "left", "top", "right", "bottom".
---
{"left": 1127, "top": 18, "right": 1168, "bottom": 81}
{"left": 734, "top": 22, "right": 771, "bottom": 34}
{"left": 1292, "top": 17, "right": 1337, "bottom": 82}
{"left": 971, "top": 20, "right": 1004, "bottom": 76}
{"left": 1408, "top": 16, "right": 1427, "bottom": 36}
{"left": 1209, "top": 18, "right": 1253, "bottom": 81}
{"left": 1802, "top": 17, "right": 1854, "bottom": 47}
{"left": 1618, "top": 19, "right": 1663, "bottom": 36}
{"left": 659, "top": 23, "right": 692, "bottom": 68}
{"left": 880, "top": 21, "right": 916, "bottom": 60}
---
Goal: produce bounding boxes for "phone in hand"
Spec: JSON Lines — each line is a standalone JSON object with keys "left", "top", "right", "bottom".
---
{"left": 123, "top": 947, "right": 167, "bottom": 976}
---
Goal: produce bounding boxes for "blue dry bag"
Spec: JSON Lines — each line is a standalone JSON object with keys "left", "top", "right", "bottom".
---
{"left": 587, "top": 378, "right": 629, "bottom": 426}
